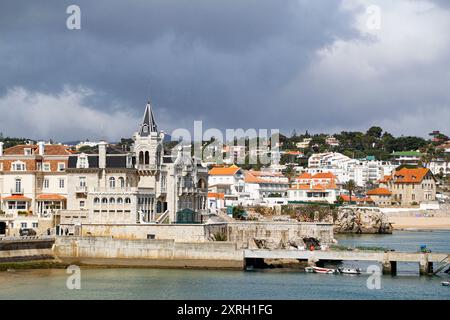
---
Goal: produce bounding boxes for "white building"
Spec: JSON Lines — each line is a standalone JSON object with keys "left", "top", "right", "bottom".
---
{"left": 0, "top": 142, "right": 71, "bottom": 235}
{"left": 207, "top": 165, "right": 246, "bottom": 206}
{"left": 75, "top": 141, "right": 100, "bottom": 150}
{"left": 306, "top": 152, "right": 396, "bottom": 187}
{"left": 243, "top": 170, "right": 289, "bottom": 204}
{"left": 296, "top": 138, "right": 312, "bottom": 150}
{"left": 288, "top": 172, "right": 339, "bottom": 204}
{"left": 59, "top": 102, "right": 208, "bottom": 234}
{"left": 427, "top": 160, "right": 450, "bottom": 177}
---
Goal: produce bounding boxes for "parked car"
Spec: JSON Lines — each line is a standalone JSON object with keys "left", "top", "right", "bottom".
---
{"left": 19, "top": 228, "right": 36, "bottom": 236}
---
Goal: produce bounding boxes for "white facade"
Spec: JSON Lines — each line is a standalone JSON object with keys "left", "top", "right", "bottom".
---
{"left": 427, "top": 160, "right": 450, "bottom": 177}
{"left": 0, "top": 143, "right": 71, "bottom": 235}
{"left": 306, "top": 152, "right": 396, "bottom": 186}
{"left": 59, "top": 102, "right": 208, "bottom": 234}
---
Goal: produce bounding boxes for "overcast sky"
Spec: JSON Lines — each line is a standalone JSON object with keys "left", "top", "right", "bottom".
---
{"left": 1, "top": 0, "right": 449, "bottom": 142}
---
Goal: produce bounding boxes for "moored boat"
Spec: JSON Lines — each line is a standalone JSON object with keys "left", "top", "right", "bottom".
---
{"left": 338, "top": 267, "right": 362, "bottom": 275}
{"left": 442, "top": 281, "right": 450, "bottom": 286}
{"left": 311, "top": 266, "right": 338, "bottom": 274}
{"left": 305, "top": 267, "right": 314, "bottom": 273}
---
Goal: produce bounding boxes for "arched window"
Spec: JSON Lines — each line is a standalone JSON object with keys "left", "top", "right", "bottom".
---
{"left": 197, "top": 178, "right": 206, "bottom": 189}
{"left": 109, "top": 177, "right": 116, "bottom": 189}
{"left": 118, "top": 177, "right": 125, "bottom": 188}
{"left": 102, "top": 198, "right": 108, "bottom": 204}
{"left": 125, "top": 198, "right": 131, "bottom": 204}
{"left": 109, "top": 198, "right": 115, "bottom": 204}
{"left": 117, "top": 198, "right": 123, "bottom": 204}
{"left": 145, "top": 151, "right": 150, "bottom": 165}
{"left": 93, "top": 197, "right": 100, "bottom": 204}
{"left": 139, "top": 151, "right": 144, "bottom": 165}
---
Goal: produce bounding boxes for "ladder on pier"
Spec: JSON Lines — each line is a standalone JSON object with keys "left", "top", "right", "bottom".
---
{"left": 433, "top": 254, "right": 450, "bottom": 275}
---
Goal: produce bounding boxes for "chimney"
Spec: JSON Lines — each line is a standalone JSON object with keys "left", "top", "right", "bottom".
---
{"left": 98, "top": 141, "right": 107, "bottom": 169}
{"left": 38, "top": 141, "right": 45, "bottom": 156}
{"left": 0, "top": 142, "right": 3, "bottom": 156}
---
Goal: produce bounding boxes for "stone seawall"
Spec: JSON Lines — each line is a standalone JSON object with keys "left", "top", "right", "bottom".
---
{"left": 226, "top": 221, "right": 334, "bottom": 249}
{"left": 53, "top": 237, "right": 244, "bottom": 269}
{"left": 0, "top": 239, "right": 55, "bottom": 263}
{"left": 76, "top": 223, "right": 227, "bottom": 242}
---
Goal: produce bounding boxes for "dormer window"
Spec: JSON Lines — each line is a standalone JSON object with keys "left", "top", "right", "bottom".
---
{"left": 58, "top": 162, "right": 65, "bottom": 171}
{"left": 24, "top": 148, "right": 32, "bottom": 155}
{"left": 76, "top": 154, "right": 89, "bottom": 169}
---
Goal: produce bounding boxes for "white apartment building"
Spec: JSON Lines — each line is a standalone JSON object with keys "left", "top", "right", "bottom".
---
{"left": 427, "top": 160, "right": 450, "bottom": 177}
{"left": 288, "top": 172, "right": 339, "bottom": 204}
{"left": 0, "top": 142, "right": 71, "bottom": 235}
{"left": 306, "top": 152, "right": 396, "bottom": 187}
{"left": 244, "top": 170, "right": 289, "bottom": 204}
{"left": 207, "top": 165, "right": 245, "bottom": 206}
{"left": 296, "top": 138, "right": 312, "bottom": 150}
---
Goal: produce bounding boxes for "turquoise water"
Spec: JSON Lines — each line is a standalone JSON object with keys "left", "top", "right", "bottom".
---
{"left": 0, "top": 231, "right": 449, "bottom": 300}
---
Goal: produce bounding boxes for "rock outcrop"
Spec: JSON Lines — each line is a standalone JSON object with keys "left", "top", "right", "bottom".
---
{"left": 334, "top": 206, "right": 393, "bottom": 234}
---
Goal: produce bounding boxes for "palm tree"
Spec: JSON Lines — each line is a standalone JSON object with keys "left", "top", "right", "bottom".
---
{"left": 343, "top": 179, "right": 357, "bottom": 204}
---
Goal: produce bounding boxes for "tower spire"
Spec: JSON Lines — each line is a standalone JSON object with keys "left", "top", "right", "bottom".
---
{"left": 140, "top": 100, "right": 157, "bottom": 136}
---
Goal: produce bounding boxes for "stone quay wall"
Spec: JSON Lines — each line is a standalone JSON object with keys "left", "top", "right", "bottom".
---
{"left": 77, "top": 223, "right": 227, "bottom": 242}
{"left": 0, "top": 238, "right": 55, "bottom": 262}
{"left": 226, "top": 221, "right": 334, "bottom": 249}
{"left": 54, "top": 236, "right": 244, "bottom": 269}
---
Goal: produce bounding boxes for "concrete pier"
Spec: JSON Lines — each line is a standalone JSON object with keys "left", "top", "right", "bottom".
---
{"left": 244, "top": 249, "right": 449, "bottom": 276}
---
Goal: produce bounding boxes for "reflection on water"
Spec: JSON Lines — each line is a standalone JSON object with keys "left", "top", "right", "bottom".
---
{"left": 0, "top": 231, "right": 449, "bottom": 300}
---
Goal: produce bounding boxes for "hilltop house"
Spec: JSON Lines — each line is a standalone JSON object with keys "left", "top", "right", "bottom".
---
{"left": 379, "top": 168, "right": 436, "bottom": 206}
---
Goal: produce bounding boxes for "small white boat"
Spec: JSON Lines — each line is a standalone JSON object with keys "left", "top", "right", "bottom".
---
{"left": 305, "top": 267, "right": 314, "bottom": 273}
{"left": 311, "top": 266, "right": 338, "bottom": 274}
{"left": 442, "top": 281, "right": 450, "bottom": 286}
{"left": 338, "top": 267, "right": 362, "bottom": 275}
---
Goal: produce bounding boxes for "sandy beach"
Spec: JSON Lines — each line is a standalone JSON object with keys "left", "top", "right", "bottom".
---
{"left": 389, "top": 216, "right": 450, "bottom": 230}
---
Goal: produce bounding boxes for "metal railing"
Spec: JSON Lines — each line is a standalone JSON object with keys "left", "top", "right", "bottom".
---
{"left": 10, "top": 188, "right": 24, "bottom": 195}
{"left": 75, "top": 186, "right": 88, "bottom": 193}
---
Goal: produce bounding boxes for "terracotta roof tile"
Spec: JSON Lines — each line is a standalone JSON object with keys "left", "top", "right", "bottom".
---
{"left": 367, "top": 188, "right": 391, "bottom": 196}
{"left": 208, "top": 165, "right": 241, "bottom": 176}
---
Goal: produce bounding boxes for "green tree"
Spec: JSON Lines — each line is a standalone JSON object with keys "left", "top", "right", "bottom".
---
{"left": 343, "top": 180, "right": 357, "bottom": 203}
{"left": 366, "top": 126, "right": 383, "bottom": 139}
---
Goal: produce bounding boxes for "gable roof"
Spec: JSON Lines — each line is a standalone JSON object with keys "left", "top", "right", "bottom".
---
{"left": 297, "top": 172, "right": 312, "bottom": 179}
{"left": 312, "top": 172, "right": 336, "bottom": 179}
{"left": 367, "top": 187, "right": 392, "bottom": 196}
{"left": 208, "top": 165, "right": 241, "bottom": 176}
{"left": 3, "top": 144, "right": 72, "bottom": 156}
{"left": 393, "top": 168, "right": 431, "bottom": 183}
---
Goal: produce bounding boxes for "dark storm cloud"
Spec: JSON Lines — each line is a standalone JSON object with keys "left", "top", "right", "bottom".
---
{"left": 0, "top": 0, "right": 449, "bottom": 140}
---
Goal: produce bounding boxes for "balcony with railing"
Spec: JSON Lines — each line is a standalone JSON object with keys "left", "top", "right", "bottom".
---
{"left": 92, "top": 187, "right": 138, "bottom": 193}
{"left": 75, "top": 186, "right": 88, "bottom": 193}
{"left": 137, "top": 164, "right": 157, "bottom": 171}
{"left": 10, "top": 188, "right": 24, "bottom": 195}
